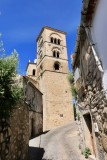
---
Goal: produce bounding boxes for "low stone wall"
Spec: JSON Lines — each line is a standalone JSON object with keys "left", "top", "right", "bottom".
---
{"left": 0, "top": 102, "right": 29, "bottom": 160}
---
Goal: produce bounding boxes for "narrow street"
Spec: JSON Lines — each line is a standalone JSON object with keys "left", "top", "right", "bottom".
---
{"left": 29, "top": 121, "right": 82, "bottom": 160}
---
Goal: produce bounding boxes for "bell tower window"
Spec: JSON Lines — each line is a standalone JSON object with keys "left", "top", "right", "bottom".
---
{"left": 58, "top": 39, "right": 60, "bottom": 45}
{"left": 53, "top": 51, "right": 56, "bottom": 57}
{"left": 51, "top": 37, "right": 54, "bottom": 43}
{"left": 54, "top": 38, "right": 57, "bottom": 44}
{"left": 50, "top": 35, "right": 61, "bottom": 45}
{"left": 57, "top": 51, "right": 59, "bottom": 58}
{"left": 53, "top": 49, "right": 60, "bottom": 58}
{"left": 54, "top": 62, "right": 60, "bottom": 70}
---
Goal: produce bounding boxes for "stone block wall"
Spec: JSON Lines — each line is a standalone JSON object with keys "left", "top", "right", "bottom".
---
{"left": 23, "top": 76, "right": 43, "bottom": 138}
{"left": 38, "top": 70, "right": 74, "bottom": 131}
{"left": 75, "top": 44, "right": 107, "bottom": 159}
{"left": 0, "top": 102, "right": 29, "bottom": 160}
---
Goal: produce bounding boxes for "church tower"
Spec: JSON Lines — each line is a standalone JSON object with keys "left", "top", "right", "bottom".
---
{"left": 27, "top": 26, "right": 74, "bottom": 131}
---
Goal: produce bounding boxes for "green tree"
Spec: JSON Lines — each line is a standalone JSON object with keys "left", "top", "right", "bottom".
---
{"left": 0, "top": 33, "right": 5, "bottom": 55}
{"left": 0, "top": 35, "right": 23, "bottom": 118}
{"left": 67, "top": 72, "right": 77, "bottom": 99}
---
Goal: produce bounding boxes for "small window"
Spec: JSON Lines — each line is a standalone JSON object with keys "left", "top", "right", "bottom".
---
{"left": 56, "top": 39, "right": 58, "bottom": 45}
{"left": 32, "top": 69, "right": 36, "bottom": 76}
{"left": 53, "top": 51, "right": 56, "bottom": 57}
{"left": 54, "top": 62, "right": 60, "bottom": 70}
{"left": 51, "top": 37, "right": 53, "bottom": 43}
{"left": 58, "top": 39, "right": 60, "bottom": 45}
{"left": 57, "top": 51, "right": 59, "bottom": 58}
{"left": 54, "top": 38, "right": 57, "bottom": 44}
{"left": 60, "top": 114, "right": 63, "bottom": 117}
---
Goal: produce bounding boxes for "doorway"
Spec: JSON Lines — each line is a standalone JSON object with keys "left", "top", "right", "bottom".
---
{"left": 83, "top": 114, "right": 95, "bottom": 155}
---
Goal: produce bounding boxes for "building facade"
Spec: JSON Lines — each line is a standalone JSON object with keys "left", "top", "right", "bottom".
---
{"left": 26, "top": 26, "right": 74, "bottom": 131}
{"left": 23, "top": 76, "right": 43, "bottom": 139}
{"left": 73, "top": 0, "right": 107, "bottom": 159}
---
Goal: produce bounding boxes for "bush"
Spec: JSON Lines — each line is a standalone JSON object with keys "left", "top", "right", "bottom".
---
{"left": 84, "top": 147, "right": 91, "bottom": 159}
{"left": 77, "top": 112, "right": 80, "bottom": 121}
{"left": 71, "top": 85, "right": 77, "bottom": 99}
{"left": 67, "top": 72, "right": 74, "bottom": 84}
{"left": 67, "top": 72, "right": 77, "bottom": 99}
{"left": 0, "top": 50, "right": 23, "bottom": 118}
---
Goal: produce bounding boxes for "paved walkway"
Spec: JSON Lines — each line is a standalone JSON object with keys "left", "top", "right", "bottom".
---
{"left": 29, "top": 121, "right": 82, "bottom": 160}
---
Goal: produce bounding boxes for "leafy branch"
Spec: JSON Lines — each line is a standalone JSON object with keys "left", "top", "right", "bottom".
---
{"left": 0, "top": 48, "right": 23, "bottom": 118}
{"left": 67, "top": 72, "right": 77, "bottom": 99}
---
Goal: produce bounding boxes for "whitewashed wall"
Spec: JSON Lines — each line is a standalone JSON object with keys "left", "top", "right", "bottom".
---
{"left": 91, "top": 0, "right": 107, "bottom": 96}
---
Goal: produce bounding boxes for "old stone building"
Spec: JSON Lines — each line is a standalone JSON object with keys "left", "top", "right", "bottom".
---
{"left": 23, "top": 76, "right": 43, "bottom": 139}
{"left": 72, "top": 0, "right": 107, "bottom": 160}
{"left": 26, "top": 26, "right": 74, "bottom": 131}
{"left": 0, "top": 75, "right": 43, "bottom": 160}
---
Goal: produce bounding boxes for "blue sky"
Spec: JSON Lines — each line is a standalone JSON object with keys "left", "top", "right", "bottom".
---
{"left": 0, "top": 0, "right": 82, "bottom": 75}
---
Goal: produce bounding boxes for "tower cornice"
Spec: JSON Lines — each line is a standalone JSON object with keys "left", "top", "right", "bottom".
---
{"left": 36, "top": 26, "right": 66, "bottom": 42}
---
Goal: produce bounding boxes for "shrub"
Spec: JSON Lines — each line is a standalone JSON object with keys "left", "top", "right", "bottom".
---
{"left": 71, "top": 85, "right": 77, "bottom": 99}
{"left": 77, "top": 112, "right": 80, "bottom": 121}
{"left": 67, "top": 72, "right": 77, "bottom": 99}
{"left": 84, "top": 147, "right": 91, "bottom": 159}
{"left": 67, "top": 72, "right": 74, "bottom": 84}
{"left": 0, "top": 50, "right": 23, "bottom": 118}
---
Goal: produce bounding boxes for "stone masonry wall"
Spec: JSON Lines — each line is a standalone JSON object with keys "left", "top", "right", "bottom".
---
{"left": 0, "top": 102, "right": 29, "bottom": 160}
{"left": 77, "top": 44, "right": 107, "bottom": 159}
{"left": 23, "top": 76, "right": 43, "bottom": 138}
{"left": 38, "top": 70, "right": 74, "bottom": 131}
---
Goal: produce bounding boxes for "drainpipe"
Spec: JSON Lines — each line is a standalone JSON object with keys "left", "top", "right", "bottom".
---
{"left": 83, "top": 24, "right": 104, "bottom": 73}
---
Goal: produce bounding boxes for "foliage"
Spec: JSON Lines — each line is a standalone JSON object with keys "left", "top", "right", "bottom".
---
{"left": 67, "top": 72, "right": 74, "bottom": 84}
{"left": 77, "top": 112, "right": 80, "bottom": 121}
{"left": 84, "top": 147, "right": 91, "bottom": 159}
{"left": 67, "top": 72, "right": 77, "bottom": 99}
{"left": 71, "top": 85, "right": 77, "bottom": 99}
{"left": 0, "top": 49, "right": 23, "bottom": 118}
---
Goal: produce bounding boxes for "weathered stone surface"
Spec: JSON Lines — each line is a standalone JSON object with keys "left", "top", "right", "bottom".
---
{"left": 91, "top": 107, "right": 97, "bottom": 113}
{"left": 102, "top": 134, "right": 107, "bottom": 152}
{"left": 103, "top": 107, "right": 107, "bottom": 117}
{"left": 0, "top": 102, "right": 29, "bottom": 160}
{"left": 89, "top": 155, "right": 96, "bottom": 160}
{"left": 23, "top": 76, "right": 43, "bottom": 139}
{"left": 88, "top": 85, "right": 92, "bottom": 91}
{"left": 74, "top": 30, "right": 107, "bottom": 160}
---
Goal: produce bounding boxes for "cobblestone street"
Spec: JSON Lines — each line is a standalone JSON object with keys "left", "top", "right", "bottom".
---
{"left": 29, "top": 122, "right": 82, "bottom": 160}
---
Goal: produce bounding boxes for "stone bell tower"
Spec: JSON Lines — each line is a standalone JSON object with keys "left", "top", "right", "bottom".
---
{"left": 35, "top": 26, "right": 74, "bottom": 131}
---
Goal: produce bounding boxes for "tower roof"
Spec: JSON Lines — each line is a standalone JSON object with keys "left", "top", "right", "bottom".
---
{"left": 36, "top": 26, "right": 66, "bottom": 42}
